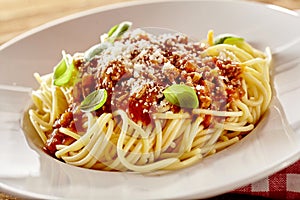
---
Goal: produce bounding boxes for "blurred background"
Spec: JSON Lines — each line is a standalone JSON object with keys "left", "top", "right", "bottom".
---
{"left": 0, "top": 0, "right": 300, "bottom": 45}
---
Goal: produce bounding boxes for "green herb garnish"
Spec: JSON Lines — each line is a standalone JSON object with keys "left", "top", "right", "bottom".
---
{"left": 84, "top": 43, "right": 108, "bottom": 62}
{"left": 53, "top": 50, "right": 76, "bottom": 86}
{"left": 214, "top": 33, "right": 244, "bottom": 45}
{"left": 214, "top": 33, "right": 257, "bottom": 55}
{"left": 163, "top": 84, "right": 199, "bottom": 109}
{"left": 106, "top": 21, "right": 132, "bottom": 43}
{"left": 107, "top": 24, "right": 119, "bottom": 38}
{"left": 80, "top": 89, "right": 108, "bottom": 112}
{"left": 84, "top": 21, "right": 132, "bottom": 61}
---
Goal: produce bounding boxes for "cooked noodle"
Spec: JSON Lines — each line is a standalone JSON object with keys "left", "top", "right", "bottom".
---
{"left": 29, "top": 26, "right": 271, "bottom": 172}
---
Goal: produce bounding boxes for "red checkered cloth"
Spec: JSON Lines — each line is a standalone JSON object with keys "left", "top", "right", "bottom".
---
{"left": 233, "top": 160, "right": 300, "bottom": 199}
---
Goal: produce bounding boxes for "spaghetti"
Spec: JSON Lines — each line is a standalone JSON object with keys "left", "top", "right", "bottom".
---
{"left": 29, "top": 22, "right": 272, "bottom": 172}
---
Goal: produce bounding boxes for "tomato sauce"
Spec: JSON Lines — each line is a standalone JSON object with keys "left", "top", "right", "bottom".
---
{"left": 44, "top": 29, "right": 244, "bottom": 155}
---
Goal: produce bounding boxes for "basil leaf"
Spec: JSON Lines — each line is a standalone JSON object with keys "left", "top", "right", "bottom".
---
{"left": 223, "top": 37, "right": 244, "bottom": 44}
{"left": 213, "top": 34, "right": 257, "bottom": 55}
{"left": 106, "top": 21, "right": 132, "bottom": 43}
{"left": 84, "top": 21, "right": 132, "bottom": 61}
{"left": 80, "top": 89, "right": 108, "bottom": 112}
{"left": 222, "top": 37, "right": 254, "bottom": 55}
{"left": 107, "top": 24, "right": 119, "bottom": 37}
{"left": 84, "top": 43, "right": 108, "bottom": 61}
{"left": 53, "top": 57, "right": 67, "bottom": 81}
{"left": 163, "top": 84, "right": 199, "bottom": 109}
{"left": 53, "top": 51, "right": 75, "bottom": 86}
{"left": 214, "top": 33, "right": 244, "bottom": 45}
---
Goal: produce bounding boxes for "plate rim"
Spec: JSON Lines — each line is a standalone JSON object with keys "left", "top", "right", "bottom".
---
{"left": 1, "top": 0, "right": 300, "bottom": 199}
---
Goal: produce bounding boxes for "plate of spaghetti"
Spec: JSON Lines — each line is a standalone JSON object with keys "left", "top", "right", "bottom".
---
{"left": 1, "top": 0, "right": 300, "bottom": 199}
{"left": 28, "top": 21, "right": 272, "bottom": 172}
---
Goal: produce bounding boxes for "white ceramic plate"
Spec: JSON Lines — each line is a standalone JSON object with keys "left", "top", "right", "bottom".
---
{"left": 1, "top": 0, "right": 300, "bottom": 199}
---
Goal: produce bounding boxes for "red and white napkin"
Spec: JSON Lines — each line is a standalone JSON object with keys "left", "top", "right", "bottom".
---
{"left": 233, "top": 9, "right": 300, "bottom": 199}
{"left": 234, "top": 160, "right": 300, "bottom": 199}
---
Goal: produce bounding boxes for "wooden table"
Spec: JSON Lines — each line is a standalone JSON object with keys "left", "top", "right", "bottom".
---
{"left": 1, "top": 0, "right": 300, "bottom": 199}
{"left": 1, "top": 0, "right": 300, "bottom": 45}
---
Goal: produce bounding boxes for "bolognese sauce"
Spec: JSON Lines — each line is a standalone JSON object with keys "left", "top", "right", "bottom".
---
{"left": 44, "top": 29, "right": 244, "bottom": 155}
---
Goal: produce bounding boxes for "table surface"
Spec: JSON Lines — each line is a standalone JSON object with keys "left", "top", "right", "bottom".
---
{"left": 1, "top": 0, "right": 300, "bottom": 199}
{"left": 1, "top": 0, "right": 300, "bottom": 45}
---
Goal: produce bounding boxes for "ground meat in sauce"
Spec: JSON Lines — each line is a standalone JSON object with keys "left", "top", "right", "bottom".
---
{"left": 44, "top": 28, "right": 244, "bottom": 155}
{"left": 88, "top": 30, "right": 243, "bottom": 125}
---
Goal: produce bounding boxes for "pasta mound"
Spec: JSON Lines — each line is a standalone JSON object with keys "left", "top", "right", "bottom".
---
{"left": 29, "top": 25, "right": 271, "bottom": 172}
